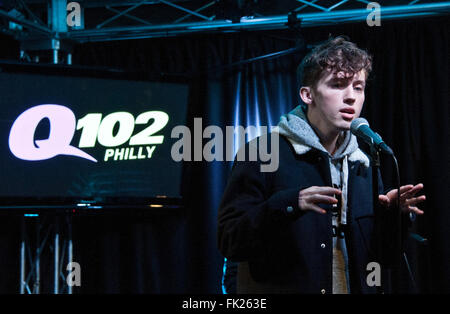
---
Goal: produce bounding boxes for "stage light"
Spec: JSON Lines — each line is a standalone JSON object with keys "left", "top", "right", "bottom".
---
{"left": 6, "top": 8, "right": 23, "bottom": 31}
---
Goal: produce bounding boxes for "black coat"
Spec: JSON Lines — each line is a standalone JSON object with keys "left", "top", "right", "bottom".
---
{"left": 217, "top": 134, "right": 399, "bottom": 294}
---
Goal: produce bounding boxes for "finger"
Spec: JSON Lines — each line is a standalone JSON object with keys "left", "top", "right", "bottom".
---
{"left": 398, "top": 185, "right": 414, "bottom": 194}
{"left": 387, "top": 184, "right": 423, "bottom": 205}
{"left": 405, "top": 195, "right": 426, "bottom": 206}
{"left": 378, "top": 195, "right": 390, "bottom": 206}
{"left": 308, "top": 194, "right": 339, "bottom": 205}
{"left": 387, "top": 185, "right": 414, "bottom": 199}
{"left": 305, "top": 203, "right": 327, "bottom": 215}
{"left": 408, "top": 206, "right": 424, "bottom": 215}
{"left": 401, "top": 184, "right": 424, "bottom": 199}
{"left": 309, "top": 186, "right": 342, "bottom": 196}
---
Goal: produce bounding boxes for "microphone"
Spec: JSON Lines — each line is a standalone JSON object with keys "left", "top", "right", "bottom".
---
{"left": 350, "top": 118, "right": 394, "bottom": 155}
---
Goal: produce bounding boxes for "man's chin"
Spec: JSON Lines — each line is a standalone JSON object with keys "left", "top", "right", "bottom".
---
{"left": 338, "top": 122, "right": 351, "bottom": 131}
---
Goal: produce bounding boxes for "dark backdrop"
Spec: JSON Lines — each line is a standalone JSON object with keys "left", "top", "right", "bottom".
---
{"left": 0, "top": 16, "right": 448, "bottom": 293}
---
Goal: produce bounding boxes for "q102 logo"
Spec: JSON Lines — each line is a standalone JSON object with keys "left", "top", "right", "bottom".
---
{"left": 8, "top": 104, "right": 169, "bottom": 163}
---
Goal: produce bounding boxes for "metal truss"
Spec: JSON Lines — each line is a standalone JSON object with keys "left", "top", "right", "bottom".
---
{"left": 20, "top": 214, "right": 74, "bottom": 294}
{"left": 0, "top": 0, "right": 449, "bottom": 43}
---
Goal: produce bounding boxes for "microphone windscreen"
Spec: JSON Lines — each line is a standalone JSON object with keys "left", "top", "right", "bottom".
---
{"left": 350, "top": 117, "right": 369, "bottom": 134}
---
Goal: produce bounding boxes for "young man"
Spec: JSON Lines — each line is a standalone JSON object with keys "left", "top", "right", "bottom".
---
{"left": 217, "top": 36, "right": 425, "bottom": 294}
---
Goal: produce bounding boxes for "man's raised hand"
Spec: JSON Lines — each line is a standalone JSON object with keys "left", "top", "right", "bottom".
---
{"left": 378, "top": 183, "right": 426, "bottom": 215}
{"left": 298, "top": 186, "right": 342, "bottom": 215}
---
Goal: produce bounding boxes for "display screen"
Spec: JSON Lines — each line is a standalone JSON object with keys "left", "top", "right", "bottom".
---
{"left": 0, "top": 65, "right": 188, "bottom": 204}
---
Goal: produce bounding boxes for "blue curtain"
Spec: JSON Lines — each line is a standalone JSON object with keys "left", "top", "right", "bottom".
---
{"left": 186, "top": 33, "right": 302, "bottom": 292}
{"left": 203, "top": 39, "right": 301, "bottom": 293}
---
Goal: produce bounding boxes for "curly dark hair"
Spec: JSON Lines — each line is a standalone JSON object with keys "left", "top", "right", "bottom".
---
{"left": 297, "top": 36, "right": 372, "bottom": 89}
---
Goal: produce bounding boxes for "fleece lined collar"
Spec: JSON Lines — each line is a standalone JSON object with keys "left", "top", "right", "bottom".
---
{"left": 273, "top": 105, "right": 370, "bottom": 168}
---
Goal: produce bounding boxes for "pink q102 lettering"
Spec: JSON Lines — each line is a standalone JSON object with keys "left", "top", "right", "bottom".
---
{"left": 8, "top": 104, "right": 97, "bottom": 162}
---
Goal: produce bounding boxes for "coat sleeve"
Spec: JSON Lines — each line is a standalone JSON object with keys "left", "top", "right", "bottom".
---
{"left": 217, "top": 155, "right": 303, "bottom": 262}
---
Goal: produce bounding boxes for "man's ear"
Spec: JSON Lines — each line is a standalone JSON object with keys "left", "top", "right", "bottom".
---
{"left": 299, "top": 87, "right": 313, "bottom": 106}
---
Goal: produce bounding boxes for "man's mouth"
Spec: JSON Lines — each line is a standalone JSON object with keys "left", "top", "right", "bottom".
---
{"left": 340, "top": 107, "right": 355, "bottom": 121}
{"left": 340, "top": 107, "right": 355, "bottom": 114}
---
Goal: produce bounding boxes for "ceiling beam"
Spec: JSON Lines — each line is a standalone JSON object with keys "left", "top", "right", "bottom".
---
{"left": 61, "top": 2, "right": 450, "bottom": 42}
{"left": 0, "top": 8, "right": 52, "bottom": 35}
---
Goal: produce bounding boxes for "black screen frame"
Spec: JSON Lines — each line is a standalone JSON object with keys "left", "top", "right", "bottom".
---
{"left": 0, "top": 59, "right": 189, "bottom": 210}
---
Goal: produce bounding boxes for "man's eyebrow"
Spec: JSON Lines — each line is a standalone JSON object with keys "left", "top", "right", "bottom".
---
{"left": 353, "top": 79, "right": 366, "bottom": 86}
{"left": 328, "top": 77, "right": 347, "bottom": 82}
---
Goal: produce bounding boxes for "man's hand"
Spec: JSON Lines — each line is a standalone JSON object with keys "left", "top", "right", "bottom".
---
{"left": 378, "top": 183, "right": 426, "bottom": 215}
{"left": 298, "top": 186, "right": 342, "bottom": 215}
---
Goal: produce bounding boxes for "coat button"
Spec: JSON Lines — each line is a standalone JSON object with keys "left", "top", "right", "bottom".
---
{"left": 286, "top": 206, "right": 294, "bottom": 214}
{"left": 320, "top": 243, "right": 326, "bottom": 249}
{"left": 321, "top": 289, "right": 326, "bottom": 294}
{"left": 318, "top": 156, "right": 323, "bottom": 162}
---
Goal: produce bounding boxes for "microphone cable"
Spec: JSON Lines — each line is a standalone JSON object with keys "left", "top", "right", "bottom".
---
{"left": 391, "top": 153, "right": 418, "bottom": 293}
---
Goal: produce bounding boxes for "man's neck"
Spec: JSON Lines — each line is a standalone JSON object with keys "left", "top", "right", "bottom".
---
{"left": 307, "top": 112, "right": 342, "bottom": 155}
{"left": 315, "top": 127, "right": 341, "bottom": 155}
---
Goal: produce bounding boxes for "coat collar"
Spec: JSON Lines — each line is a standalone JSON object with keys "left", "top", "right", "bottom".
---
{"left": 273, "top": 127, "right": 371, "bottom": 168}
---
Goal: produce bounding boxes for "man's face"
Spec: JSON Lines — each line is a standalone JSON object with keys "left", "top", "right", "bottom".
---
{"left": 309, "top": 69, "right": 366, "bottom": 132}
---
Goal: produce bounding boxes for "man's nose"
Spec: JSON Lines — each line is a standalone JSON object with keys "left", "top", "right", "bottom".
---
{"left": 344, "top": 87, "right": 356, "bottom": 105}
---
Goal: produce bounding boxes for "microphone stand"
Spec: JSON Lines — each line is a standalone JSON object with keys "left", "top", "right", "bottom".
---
{"left": 371, "top": 144, "right": 408, "bottom": 294}
{"left": 391, "top": 154, "right": 416, "bottom": 293}
{"left": 353, "top": 120, "right": 419, "bottom": 293}
{"left": 369, "top": 145, "right": 387, "bottom": 294}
